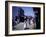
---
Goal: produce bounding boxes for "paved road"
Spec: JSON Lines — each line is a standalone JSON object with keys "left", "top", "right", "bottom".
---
{"left": 13, "top": 22, "right": 36, "bottom": 30}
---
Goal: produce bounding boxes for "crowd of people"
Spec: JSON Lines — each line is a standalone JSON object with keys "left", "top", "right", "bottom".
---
{"left": 12, "top": 16, "right": 36, "bottom": 30}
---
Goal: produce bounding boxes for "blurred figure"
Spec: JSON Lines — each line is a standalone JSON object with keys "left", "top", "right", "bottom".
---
{"left": 29, "top": 17, "right": 36, "bottom": 29}
{"left": 24, "top": 16, "right": 36, "bottom": 30}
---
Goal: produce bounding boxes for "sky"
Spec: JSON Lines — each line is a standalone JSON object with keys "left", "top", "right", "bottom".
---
{"left": 12, "top": 6, "right": 35, "bottom": 17}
